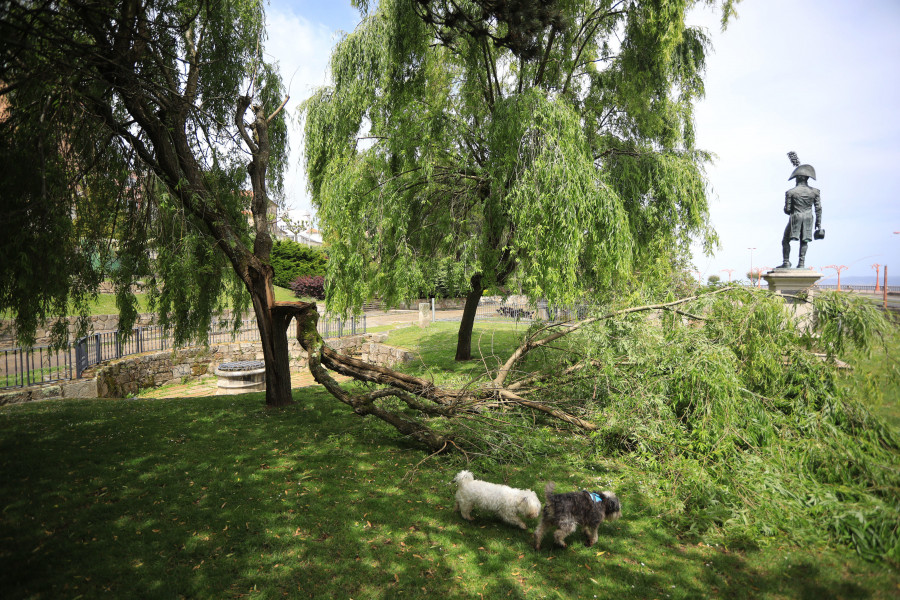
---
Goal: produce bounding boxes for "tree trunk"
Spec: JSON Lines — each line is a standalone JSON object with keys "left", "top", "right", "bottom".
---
{"left": 237, "top": 99, "right": 294, "bottom": 407}
{"left": 248, "top": 267, "right": 294, "bottom": 407}
{"left": 455, "top": 274, "right": 483, "bottom": 361}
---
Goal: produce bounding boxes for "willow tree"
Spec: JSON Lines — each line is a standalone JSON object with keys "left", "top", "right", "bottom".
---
{"left": 0, "top": 0, "right": 296, "bottom": 405}
{"left": 304, "top": 0, "right": 737, "bottom": 359}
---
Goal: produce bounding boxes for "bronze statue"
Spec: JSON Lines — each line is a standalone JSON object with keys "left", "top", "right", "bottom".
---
{"left": 780, "top": 152, "right": 823, "bottom": 269}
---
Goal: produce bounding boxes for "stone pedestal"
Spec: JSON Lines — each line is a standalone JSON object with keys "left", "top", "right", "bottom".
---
{"left": 762, "top": 268, "right": 824, "bottom": 326}
{"left": 762, "top": 268, "right": 823, "bottom": 295}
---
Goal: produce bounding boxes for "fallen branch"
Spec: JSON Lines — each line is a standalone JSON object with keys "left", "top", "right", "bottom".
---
{"left": 496, "top": 389, "right": 597, "bottom": 431}
{"left": 493, "top": 286, "right": 739, "bottom": 388}
{"left": 272, "top": 301, "right": 600, "bottom": 451}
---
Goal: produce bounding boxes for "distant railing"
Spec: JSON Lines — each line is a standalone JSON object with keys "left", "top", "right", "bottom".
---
{"left": 813, "top": 284, "right": 899, "bottom": 293}
{"left": 1, "top": 314, "right": 365, "bottom": 390}
{"left": 433, "top": 298, "right": 594, "bottom": 324}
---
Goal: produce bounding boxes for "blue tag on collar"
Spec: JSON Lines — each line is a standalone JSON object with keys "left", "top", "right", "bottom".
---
{"left": 586, "top": 491, "right": 603, "bottom": 503}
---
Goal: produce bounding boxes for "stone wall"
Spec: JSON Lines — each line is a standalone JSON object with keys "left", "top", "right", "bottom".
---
{"left": 0, "top": 332, "right": 415, "bottom": 405}
{"left": 94, "top": 344, "right": 259, "bottom": 398}
{"left": 0, "top": 379, "right": 99, "bottom": 406}
{"left": 360, "top": 339, "right": 417, "bottom": 366}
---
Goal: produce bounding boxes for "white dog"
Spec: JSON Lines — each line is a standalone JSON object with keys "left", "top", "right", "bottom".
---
{"left": 452, "top": 470, "right": 542, "bottom": 530}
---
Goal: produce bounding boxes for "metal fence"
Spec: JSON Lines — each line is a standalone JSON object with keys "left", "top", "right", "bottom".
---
{"left": 2, "top": 345, "right": 75, "bottom": 389}
{"left": 813, "top": 284, "right": 900, "bottom": 293}
{"left": 1, "top": 314, "right": 365, "bottom": 390}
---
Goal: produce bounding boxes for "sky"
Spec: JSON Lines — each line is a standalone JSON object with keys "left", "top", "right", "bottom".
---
{"left": 265, "top": 0, "right": 900, "bottom": 284}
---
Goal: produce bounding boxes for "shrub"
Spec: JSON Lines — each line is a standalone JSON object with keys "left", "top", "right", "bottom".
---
{"left": 290, "top": 275, "right": 325, "bottom": 300}
{"left": 270, "top": 240, "right": 327, "bottom": 288}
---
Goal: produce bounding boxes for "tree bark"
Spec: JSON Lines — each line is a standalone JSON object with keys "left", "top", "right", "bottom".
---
{"left": 455, "top": 274, "right": 483, "bottom": 361}
{"left": 240, "top": 100, "right": 294, "bottom": 407}
{"left": 248, "top": 268, "right": 294, "bottom": 407}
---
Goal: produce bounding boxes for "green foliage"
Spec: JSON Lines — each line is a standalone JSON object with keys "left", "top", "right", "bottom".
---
{"left": 304, "top": 0, "right": 730, "bottom": 315}
{"left": 0, "top": 0, "right": 288, "bottom": 348}
{"left": 809, "top": 290, "right": 894, "bottom": 359}
{"left": 144, "top": 186, "right": 251, "bottom": 346}
{"left": 270, "top": 240, "right": 327, "bottom": 288}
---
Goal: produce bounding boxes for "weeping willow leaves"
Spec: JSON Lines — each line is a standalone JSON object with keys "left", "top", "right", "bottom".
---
{"left": 522, "top": 288, "right": 898, "bottom": 561}
{"left": 496, "top": 91, "right": 631, "bottom": 300}
{"left": 0, "top": 0, "right": 286, "bottom": 350}
{"left": 304, "top": 0, "right": 733, "bottom": 318}
{"left": 809, "top": 290, "right": 894, "bottom": 359}
{"left": 0, "top": 66, "right": 156, "bottom": 347}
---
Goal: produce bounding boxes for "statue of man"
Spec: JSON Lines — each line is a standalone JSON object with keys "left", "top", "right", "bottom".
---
{"left": 780, "top": 163, "right": 823, "bottom": 269}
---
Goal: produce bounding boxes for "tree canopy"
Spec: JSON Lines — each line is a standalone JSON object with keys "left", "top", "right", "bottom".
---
{"left": 1, "top": 0, "right": 296, "bottom": 404}
{"left": 304, "top": 0, "right": 737, "bottom": 358}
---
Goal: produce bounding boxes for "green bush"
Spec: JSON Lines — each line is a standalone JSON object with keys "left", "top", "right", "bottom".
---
{"left": 270, "top": 240, "right": 327, "bottom": 288}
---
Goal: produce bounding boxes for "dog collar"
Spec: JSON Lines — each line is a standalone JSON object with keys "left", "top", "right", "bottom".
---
{"left": 585, "top": 491, "right": 604, "bottom": 503}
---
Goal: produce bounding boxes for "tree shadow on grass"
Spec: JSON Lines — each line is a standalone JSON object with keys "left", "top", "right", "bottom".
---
{"left": 0, "top": 390, "right": 894, "bottom": 599}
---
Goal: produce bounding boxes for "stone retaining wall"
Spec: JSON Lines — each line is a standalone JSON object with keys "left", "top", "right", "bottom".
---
{"left": 360, "top": 340, "right": 417, "bottom": 366}
{"left": 0, "top": 332, "right": 415, "bottom": 405}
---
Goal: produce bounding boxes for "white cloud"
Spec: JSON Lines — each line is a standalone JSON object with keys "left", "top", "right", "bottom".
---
{"left": 265, "top": 7, "right": 343, "bottom": 221}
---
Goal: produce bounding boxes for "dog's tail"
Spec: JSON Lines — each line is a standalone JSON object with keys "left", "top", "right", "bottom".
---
{"left": 541, "top": 482, "right": 556, "bottom": 518}
{"left": 544, "top": 482, "right": 555, "bottom": 500}
{"left": 453, "top": 470, "right": 474, "bottom": 486}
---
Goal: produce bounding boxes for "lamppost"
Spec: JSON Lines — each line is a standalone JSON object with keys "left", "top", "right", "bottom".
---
{"left": 824, "top": 264, "right": 848, "bottom": 291}
{"left": 721, "top": 268, "right": 734, "bottom": 283}
{"left": 756, "top": 267, "right": 770, "bottom": 288}
{"left": 747, "top": 247, "right": 756, "bottom": 285}
{"left": 872, "top": 263, "right": 881, "bottom": 292}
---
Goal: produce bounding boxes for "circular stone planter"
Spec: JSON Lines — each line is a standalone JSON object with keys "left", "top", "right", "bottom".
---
{"left": 214, "top": 360, "right": 266, "bottom": 395}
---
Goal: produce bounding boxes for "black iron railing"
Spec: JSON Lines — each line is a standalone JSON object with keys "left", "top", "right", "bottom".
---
{"left": 2, "top": 314, "right": 365, "bottom": 390}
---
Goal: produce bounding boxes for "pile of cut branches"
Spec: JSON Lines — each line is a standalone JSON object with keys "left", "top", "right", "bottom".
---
{"left": 280, "top": 287, "right": 899, "bottom": 561}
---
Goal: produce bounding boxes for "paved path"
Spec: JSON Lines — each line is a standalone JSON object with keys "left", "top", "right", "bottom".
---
{"left": 139, "top": 369, "right": 341, "bottom": 399}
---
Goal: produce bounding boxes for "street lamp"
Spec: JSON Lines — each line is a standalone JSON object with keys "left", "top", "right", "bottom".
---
{"left": 747, "top": 247, "right": 756, "bottom": 284}
{"left": 872, "top": 263, "right": 881, "bottom": 292}
{"left": 824, "top": 264, "right": 848, "bottom": 291}
{"left": 721, "top": 268, "right": 735, "bottom": 283}
{"left": 756, "top": 267, "right": 770, "bottom": 288}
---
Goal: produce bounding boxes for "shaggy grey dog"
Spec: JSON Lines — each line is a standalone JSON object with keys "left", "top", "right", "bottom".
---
{"left": 452, "top": 470, "right": 542, "bottom": 530}
{"left": 534, "top": 482, "right": 622, "bottom": 550}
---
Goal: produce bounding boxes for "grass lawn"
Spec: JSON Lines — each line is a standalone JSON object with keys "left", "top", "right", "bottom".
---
{"left": 1, "top": 324, "right": 898, "bottom": 598}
